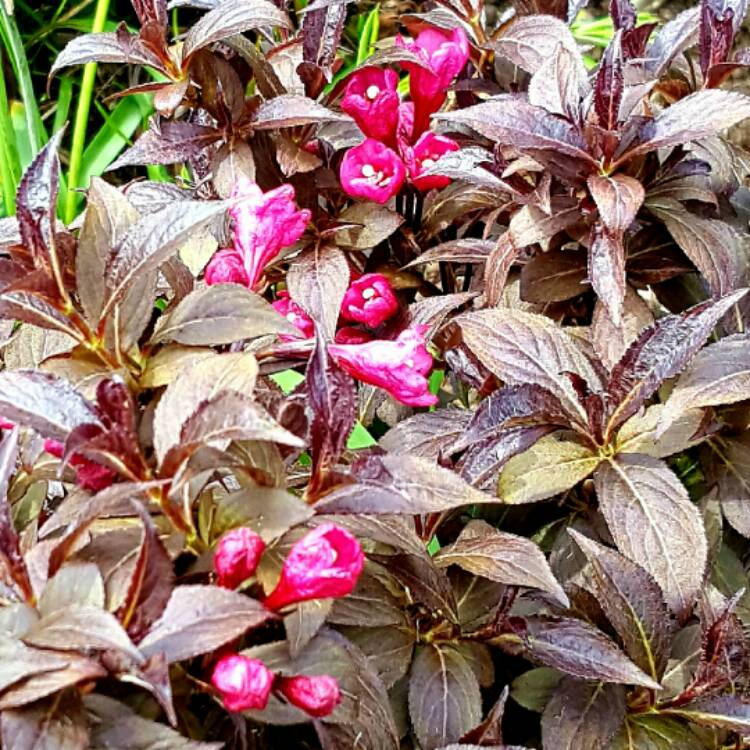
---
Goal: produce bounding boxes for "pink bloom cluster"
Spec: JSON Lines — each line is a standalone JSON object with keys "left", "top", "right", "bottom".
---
{"left": 211, "top": 654, "right": 341, "bottom": 717}
{"left": 205, "top": 179, "right": 310, "bottom": 289}
{"left": 329, "top": 325, "right": 438, "bottom": 407}
{"left": 270, "top": 277, "right": 436, "bottom": 407}
{"left": 340, "top": 26, "right": 468, "bottom": 203}
{"left": 213, "top": 523, "right": 363, "bottom": 610}
{"left": 210, "top": 524, "right": 359, "bottom": 715}
{"left": 272, "top": 272, "right": 400, "bottom": 342}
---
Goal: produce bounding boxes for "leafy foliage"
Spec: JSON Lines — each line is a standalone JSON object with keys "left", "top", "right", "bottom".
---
{"left": 0, "top": 0, "right": 749, "bottom": 747}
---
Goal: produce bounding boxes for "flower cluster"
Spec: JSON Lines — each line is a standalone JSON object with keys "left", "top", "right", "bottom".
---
{"left": 204, "top": 179, "right": 310, "bottom": 290}
{"left": 213, "top": 523, "right": 363, "bottom": 608}
{"left": 271, "top": 275, "right": 437, "bottom": 407}
{"left": 340, "top": 26, "right": 468, "bottom": 203}
{"left": 211, "top": 654, "right": 341, "bottom": 717}
{"left": 329, "top": 325, "right": 438, "bottom": 407}
{"left": 209, "top": 524, "right": 359, "bottom": 715}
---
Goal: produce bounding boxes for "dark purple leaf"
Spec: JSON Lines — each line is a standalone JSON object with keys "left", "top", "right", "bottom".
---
{"left": 493, "top": 15, "right": 579, "bottom": 74}
{"left": 645, "top": 7, "right": 700, "bottom": 77}
{"left": 594, "top": 39, "right": 624, "bottom": 131}
{"left": 50, "top": 30, "right": 163, "bottom": 78}
{"left": 379, "top": 409, "right": 473, "bottom": 461}
{"left": 520, "top": 248, "right": 589, "bottom": 303}
{"left": 152, "top": 283, "right": 297, "bottom": 345}
{"left": 594, "top": 455, "right": 707, "bottom": 617}
{"left": 115, "top": 504, "right": 175, "bottom": 641}
{"left": 0, "top": 430, "right": 32, "bottom": 603}
{"left": 182, "top": 0, "right": 291, "bottom": 61}
{"left": 299, "top": 0, "right": 346, "bottom": 96}
{"left": 15, "top": 130, "right": 64, "bottom": 269}
{"left": 458, "top": 308, "right": 603, "bottom": 425}
{"left": 528, "top": 44, "right": 589, "bottom": 120}
{"left": 611, "top": 0, "right": 636, "bottom": 30}
{"left": 436, "top": 96, "right": 598, "bottom": 171}
{"left": 699, "top": 0, "right": 735, "bottom": 78}
{"left": 85, "top": 694, "right": 222, "bottom": 750}
{"left": 592, "top": 287, "right": 653, "bottom": 371}
{"left": 108, "top": 121, "right": 220, "bottom": 171}
{"left": 646, "top": 199, "right": 745, "bottom": 298}
{"left": 306, "top": 332, "right": 356, "bottom": 499}
{"left": 626, "top": 90, "right": 750, "bottom": 161}
{"left": 541, "top": 678, "right": 626, "bottom": 750}
{"left": 588, "top": 225, "right": 627, "bottom": 326}
{"left": 0, "top": 370, "right": 99, "bottom": 441}
{"left": 499, "top": 616, "right": 661, "bottom": 687}
{"left": 665, "top": 694, "right": 750, "bottom": 733}
{"left": 658, "top": 334, "right": 750, "bottom": 434}
{"left": 409, "top": 644, "right": 483, "bottom": 750}
{"left": 570, "top": 530, "right": 674, "bottom": 680}
{"left": 287, "top": 244, "right": 349, "bottom": 342}
{"left": 314, "top": 454, "right": 495, "bottom": 514}
{"left": 139, "top": 585, "right": 275, "bottom": 663}
{"left": 0, "top": 692, "right": 89, "bottom": 750}
{"left": 104, "top": 199, "right": 228, "bottom": 317}
{"left": 605, "top": 289, "right": 747, "bottom": 433}
{"left": 253, "top": 94, "right": 349, "bottom": 129}
{"left": 435, "top": 519, "right": 568, "bottom": 606}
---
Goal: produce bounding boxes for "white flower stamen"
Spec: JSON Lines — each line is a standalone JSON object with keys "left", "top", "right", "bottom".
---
{"left": 366, "top": 85, "right": 380, "bottom": 100}
{"left": 362, "top": 287, "right": 376, "bottom": 300}
{"left": 421, "top": 157, "right": 436, "bottom": 169}
{"left": 361, "top": 163, "right": 376, "bottom": 178}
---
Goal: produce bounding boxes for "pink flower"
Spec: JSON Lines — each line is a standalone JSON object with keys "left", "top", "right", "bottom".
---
{"left": 272, "top": 291, "right": 315, "bottom": 341}
{"left": 204, "top": 248, "right": 250, "bottom": 287}
{"left": 279, "top": 674, "right": 341, "bottom": 718}
{"left": 341, "top": 67, "right": 400, "bottom": 145}
{"left": 211, "top": 654, "right": 274, "bottom": 712}
{"left": 230, "top": 179, "right": 311, "bottom": 289}
{"left": 398, "top": 27, "right": 470, "bottom": 136}
{"left": 263, "top": 523, "right": 364, "bottom": 611}
{"left": 214, "top": 528, "right": 266, "bottom": 589}
{"left": 44, "top": 439, "right": 116, "bottom": 492}
{"left": 341, "top": 273, "right": 399, "bottom": 327}
{"left": 328, "top": 325, "right": 437, "bottom": 407}
{"left": 407, "top": 132, "right": 460, "bottom": 191}
{"left": 335, "top": 326, "right": 374, "bottom": 345}
{"left": 396, "top": 101, "right": 415, "bottom": 150}
{"left": 0, "top": 419, "right": 14, "bottom": 430}
{"left": 340, "top": 139, "right": 406, "bottom": 204}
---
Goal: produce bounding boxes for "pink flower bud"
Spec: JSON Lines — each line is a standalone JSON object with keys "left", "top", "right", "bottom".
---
{"left": 328, "top": 325, "right": 438, "bottom": 407}
{"left": 340, "top": 139, "right": 406, "bottom": 204}
{"left": 263, "top": 524, "right": 364, "bottom": 611}
{"left": 0, "top": 419, "right": 14, "bottom": 430}
{"left": 272, "top": 291, "right": 315, "bottom": 341}
{"left": 341, "top": 67, "right": 400, "bottom": 145}
{"left": 230, "top": 179, "right": 311, "bottom": 289}
{"left": 211, "top": 654, "right": 274, "bottom": 712}
{"left": 279, "top": 674, "right": 341, "bottom": 718}
{"left": 44, "top": 439, "right": 116, "bottom": 492}
{"left": 341, "top": 273, "right": 399, "bottom": 327}
{"left": 334, "top": 326, "right": 374, "bottom": 345}
{"left": 397, "top": 27, "right": 470, "bottom": 136}
{"left": 407, "top": 132, "right": 460, "bottom": 192}
{"left": 214, "top": 528, "right": 266, "bottom": 589}
{"left": 205, "top": 248, "right": 251, "bottom": 287}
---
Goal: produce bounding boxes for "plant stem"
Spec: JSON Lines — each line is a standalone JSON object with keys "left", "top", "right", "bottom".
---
{"left": 64, "top": 0, "right": 110, "bottom": 223}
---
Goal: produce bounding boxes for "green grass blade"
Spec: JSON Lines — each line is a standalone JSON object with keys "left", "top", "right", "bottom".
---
{"left": 0, "top": 65, "right": 19, "bottom": 215}
{"left": 0, "top": 2, "right": 46, "bottom": 161}
{"left": 64, "top": 0, "right": 111, "bottom": 222}
{"left": 52, "top": 75, "right": 73, "bottom": 134}
{"left": 356, "top": 4, "right": 379, "bottom": 65}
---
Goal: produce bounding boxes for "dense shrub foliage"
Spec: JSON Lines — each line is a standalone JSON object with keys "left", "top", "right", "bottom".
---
{"left": 1, "top": 0, "right": 750, "bottom": 747}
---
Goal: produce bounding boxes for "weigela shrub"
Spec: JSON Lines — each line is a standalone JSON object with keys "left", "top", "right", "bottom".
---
{"left": 0, "top": 0, "right": 749, "bottom": 746}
